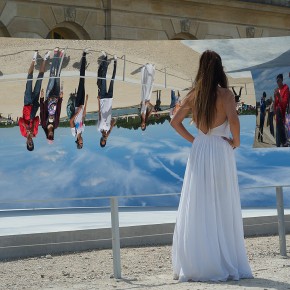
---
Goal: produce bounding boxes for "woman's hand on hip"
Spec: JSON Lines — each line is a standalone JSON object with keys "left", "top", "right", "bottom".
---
{"left": 222, "top": 137, "right": 237, "bottom": 149}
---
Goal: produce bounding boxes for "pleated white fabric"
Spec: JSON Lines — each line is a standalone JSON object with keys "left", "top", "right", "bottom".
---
{"left": 140, "top": 63, "right": 155, "bottom": 103}
{"left": 172, "top": 120, "right": 253, "bottom": 282}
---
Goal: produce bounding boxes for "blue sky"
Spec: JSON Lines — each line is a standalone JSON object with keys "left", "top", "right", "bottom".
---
{"left": 1, "top": 37, "right": 290, "bottom": 210}
{"left": 0, "top": 116, "right": 290, "bottom": 210}
{"left": 182, "top": 37, "right": 290, "bottom": 79}
{"left": 252, "top": 67, "right": 290, "bottom": 101}
{"left": 183, "top": 37, "right": 290, "bottom": 103}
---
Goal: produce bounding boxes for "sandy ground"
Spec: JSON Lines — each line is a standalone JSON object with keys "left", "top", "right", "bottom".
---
{"left": 0, "top": 38, "right": 255, "bottom": 121}
{"left": 0, "top": 235, "right": 289, "bottom": 290}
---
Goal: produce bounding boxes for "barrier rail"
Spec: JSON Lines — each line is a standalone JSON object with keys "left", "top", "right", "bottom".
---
{"left": 0, "top": 48, "right": 192, "bottom": 90}
{"left": 0, "top": 185, "right": 289, "bottom": 278}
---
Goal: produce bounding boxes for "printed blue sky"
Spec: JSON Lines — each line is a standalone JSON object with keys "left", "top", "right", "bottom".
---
{"left": 0, "top": 116, "right": 289, "bottom": 210}
{"left": 252, "top": 67, "right": 290, "bottom": 101}
{"left": 2, "top": 37, "right": 290, "bottom": 211}
{"left": 182, "top": 37, "right": 290, "bottom": 79}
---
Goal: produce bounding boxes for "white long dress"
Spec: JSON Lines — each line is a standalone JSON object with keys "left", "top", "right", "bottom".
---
{"left": 172, "top": 120, "right": 253, "bottom": 282}
{"left": 140, "top": 63, "right": 155, "bottom": 105}
{"left": 97, "top": 98, "right": 113, "bottom": 133}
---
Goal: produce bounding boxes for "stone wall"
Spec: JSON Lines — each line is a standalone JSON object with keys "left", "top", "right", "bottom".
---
{"left": 0, "top": 0, "right": 290, "bottom": 40}
{"left": 0, "top": 0, "right": 105, "bottom": 39}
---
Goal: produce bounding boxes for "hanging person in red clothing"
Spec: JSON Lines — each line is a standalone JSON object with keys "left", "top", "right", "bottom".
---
{"left": 18, "top": 50, "right": 50, "bottom": 151}
{"left": 274, "top": 73, "right": 290, "bottom": 147}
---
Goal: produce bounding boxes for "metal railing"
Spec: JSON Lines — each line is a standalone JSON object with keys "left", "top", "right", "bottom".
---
{"left": 0, "top": 185, "right": 289, "bottom": 279}
{"left": 0, "top": 48, "right": 192, "bottom": 90}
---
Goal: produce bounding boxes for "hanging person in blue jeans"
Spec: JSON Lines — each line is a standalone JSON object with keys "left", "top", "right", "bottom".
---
{"left": 70, "top": 50, "right": 89, "bottom": 149}
{"left": 40, "top": 47, "right": 65, "bottom": 144}
{"left": 258, "top": 92, "right": 266, "bottom": 142}
{"left": 169, "top": 89, "right": 181, "bottom": 119}
{"left": 97, "top": 51, "right": 117, "bottom": 147}
{"left": 19, "top": 50, "right": 50, "bottom": 151}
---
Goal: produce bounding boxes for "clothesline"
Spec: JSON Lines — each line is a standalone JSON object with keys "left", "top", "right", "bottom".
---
{"left": 0, "top": 75, "right": 255, "bottom": 96}
{"left": 0, "top": 74, "right": 189, "bottom": 92}
{"left": 0, "top": 47, "right": 192, "bottom": 83}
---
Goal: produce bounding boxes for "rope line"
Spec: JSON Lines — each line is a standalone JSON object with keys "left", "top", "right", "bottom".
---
{"left": 0, "top": 193, "right": 181, "bottom": 204}
{"left": 0, "top": 47, "right": 192, "bottom": 82}
{"left": 0, "top": 75, "right": 188, "bottom": 92}
{"left": 0, "top": 184, "right": 289, "bottom": 204}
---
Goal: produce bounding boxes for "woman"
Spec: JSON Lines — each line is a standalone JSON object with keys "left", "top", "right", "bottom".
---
{"left": 171, "top": 50, "right": 253, "bottom": 282}
{"left": 97, "top": 51, "right": 117, "bottom": 147}
{"left": 40, "top": 47, "right": 64, "bottom": 143}
{"left": 140, "top": 63, "right": 155, "bottom": 130}
{"left": 70, "top": 50, "right": 88, "bottom": 149}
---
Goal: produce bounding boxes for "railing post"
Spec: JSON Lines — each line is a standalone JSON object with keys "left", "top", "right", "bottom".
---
{"left": 276, "top": 186, "right": 287, "bottom": 256}
{"left": 164, "top": 67, "right": 167, "bottom": 88}
{"left": 57, "top": 46, "right": 67, "bottom": 77}
{"left": 110, "top": 197, "right": 121, "bottom": 278}
{"left": 123, "top": 55, "right": 126, "bottom": 81}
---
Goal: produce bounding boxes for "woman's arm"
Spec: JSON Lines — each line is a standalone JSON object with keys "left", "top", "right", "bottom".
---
{"left": 170, "top": 97, "right": 194, "bottom": 143}
{"left": 107, "top": 118, "right": 116, "bottom": 137}
{"left": 145, "top": 102, "right": 154, "bottom": 121}
{"left": 97, "top": 96, "right": 101, "bottom": 121}
{"left": 83, "top": 94, "right": 89, "bottom": 122}
{"left": 33, "top": 116, "right": 39, "bottom": 137}
{"left": 40, "top": 91, "right": 46, "bottom": 128}
{"left": 69, "top": 116, "right": 75, "bottom": 128}
{"left": 54, "top": 97, "right": 63, "bottom": 129}
{"left": 69, "top": 107, "right": 82, "bottom": 128}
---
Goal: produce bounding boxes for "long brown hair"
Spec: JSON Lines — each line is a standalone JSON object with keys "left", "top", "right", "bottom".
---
{"left": 190, "top": 50, "right": 228, "bottom": 130}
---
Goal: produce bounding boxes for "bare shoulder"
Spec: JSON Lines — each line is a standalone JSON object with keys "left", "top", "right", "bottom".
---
{"left": 217, "top": 87, "right": 234, "bottom": 103}
{"left": 181, "top": 88, "right": 195, "bottom": 107}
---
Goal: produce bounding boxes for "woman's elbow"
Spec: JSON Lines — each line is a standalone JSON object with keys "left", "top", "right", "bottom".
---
{"left": 170, "top": 118, "right": 176, "bottom": 128}
{"left": 229, "top": 116, "right": 240, "bottom": 127}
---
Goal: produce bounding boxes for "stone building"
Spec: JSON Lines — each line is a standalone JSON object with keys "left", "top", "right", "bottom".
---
{"left": 0, "top": 0, "right": 290, "bottom": 40}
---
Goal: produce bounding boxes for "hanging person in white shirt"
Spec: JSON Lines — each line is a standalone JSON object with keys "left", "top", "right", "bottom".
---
{"left": 140, "top": 63, "right": 155, "bottom": 131}
{"left": 70, "top": 50, "right": 89, "bottom": 149}
{"left": 97, "top": 51, "right": 117, "bottom": 147}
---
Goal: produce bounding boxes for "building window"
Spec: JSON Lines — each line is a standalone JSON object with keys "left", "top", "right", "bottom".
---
{"left": 48, "top": 30, "right": 65, "bottom": 39}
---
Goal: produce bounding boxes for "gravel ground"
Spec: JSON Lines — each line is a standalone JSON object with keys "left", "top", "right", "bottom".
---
{"left": 0, "top": 235, "right": 290, "bottom": 290}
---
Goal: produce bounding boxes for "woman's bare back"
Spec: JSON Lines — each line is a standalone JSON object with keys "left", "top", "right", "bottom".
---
{"left": 192, "top": 87, "right": 233, "bottom": 134}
